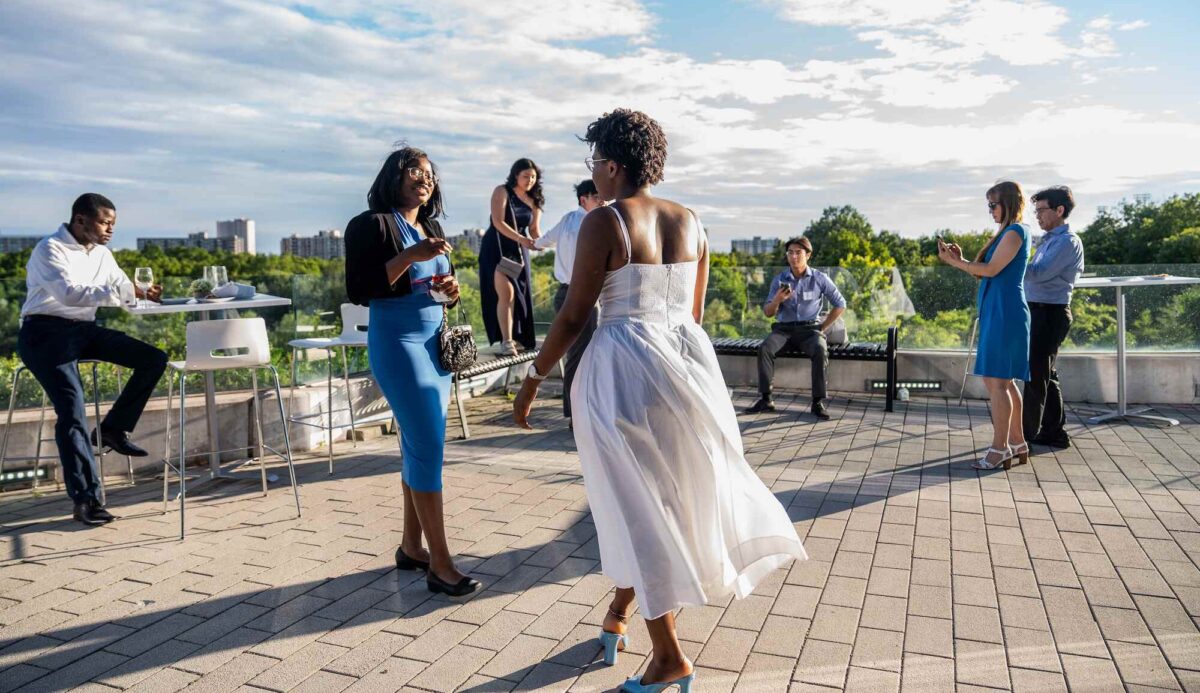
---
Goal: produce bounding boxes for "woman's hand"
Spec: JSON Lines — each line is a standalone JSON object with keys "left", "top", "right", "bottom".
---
{"left": 513, "top": 377, "right": 539, "bottom": 430}
{"left": 405, "top": 238, "right": 451, "bottom": 263}
{"left": 937, "top": 240, "right": 962, "bottom": 264}
{"left": 431, "top": 274, "right": 460, "bottom": 302}
{"left": 519, "top": 235, "right": 537, "bottom": 251}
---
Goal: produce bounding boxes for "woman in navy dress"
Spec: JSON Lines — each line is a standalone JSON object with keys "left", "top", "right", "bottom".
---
{"left": 345, "top": 146, "right": 481, "bottom": 597}
{"left": 938, "top": 181, "right": 1032, "bottom": 470}
{"left": 479, "top": 158, "right": 543, "bottom": 355}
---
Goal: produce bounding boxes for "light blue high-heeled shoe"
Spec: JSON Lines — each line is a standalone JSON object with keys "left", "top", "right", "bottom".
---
{"left": 620, "top": 672, "right": 695, "bottom": 692}
{"left": 598, "top": 629, "right": 629, "bottom": 666}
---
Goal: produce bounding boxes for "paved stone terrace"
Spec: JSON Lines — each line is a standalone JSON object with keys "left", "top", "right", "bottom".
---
{"left": 1, "top": 390, "right": 1200, "bottom": 692}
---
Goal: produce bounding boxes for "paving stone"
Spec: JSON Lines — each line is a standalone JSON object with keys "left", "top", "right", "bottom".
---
{"left": 754, "top": 614, "right": 809, "bottom": 658}
{"left": 794, "top": 639, "right": 852, "bottom": 688}
{"left": 697, "top": 626, "right": 757, "bottom": 671}
{"left": 903, "top": 615, "right": 952, "bottom": 658}
{"left": 478, "top": 633, "right": 558, "bottom": 681}
{"left": 851, "top": 627, "right": 903, "bottom": 672}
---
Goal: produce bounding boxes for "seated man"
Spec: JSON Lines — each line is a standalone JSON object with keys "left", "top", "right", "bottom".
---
{"left": 18, "top": 193, "right": 167, "bottom": 527}
{"left": 746, "top": 236, "right": 846, "bottom": 420}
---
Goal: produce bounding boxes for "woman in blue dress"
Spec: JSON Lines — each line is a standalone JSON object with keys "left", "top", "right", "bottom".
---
{"left": 345, "top": 146, "right": 481, "bottom": 597}
{"left": 938, "top": 181, "right": 1032, "bottom": 471}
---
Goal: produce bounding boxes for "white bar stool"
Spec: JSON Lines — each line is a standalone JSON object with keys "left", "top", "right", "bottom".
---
{"left": 288, "top": 303, "right": 369, "bottom": 474}
{"left": 0, "top": 360, "right": 134, "bottom": 502}
{"left": 163, "top": 318, "right": 300, "bottom": 539}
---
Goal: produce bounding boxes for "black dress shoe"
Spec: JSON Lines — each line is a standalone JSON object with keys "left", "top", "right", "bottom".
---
{"left": 1031, "top": 433, "right": 1071, "bottom": 449}
{"left": 89, "top": 500, "right": 116, "bottom": 523}
{"left": 744, "top": 398, "right": 776, "bottom": 414}
{"left": 811, "top": 401, "right": 831, "bottom": 420}
{"left": 427, "top": 572, "right": 481, "bottom": 596}
{"left": 91, "top": 428, "right": 149, "bottom": 457}
{"left": 73, "top": 501, "right": 110, "bottom": 527}
{"left": 395, "top": 546, "right": 430, "bottom": 572}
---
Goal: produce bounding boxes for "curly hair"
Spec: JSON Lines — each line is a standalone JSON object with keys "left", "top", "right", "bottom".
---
{"left": 582, "top": 108, "right": 667, "bottom": 188}
{"left": 504, "top": 158, "right": 545, "bottom": 209}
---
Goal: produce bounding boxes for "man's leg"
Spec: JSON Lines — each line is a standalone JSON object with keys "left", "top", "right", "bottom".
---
{"left": 755, "top": 325, "right": 792, "bottom": 402}
{"left": 81, "top": 324, "right": 168, "bottom": 435}
{"left": 562, "top": 302, "right": 598, "bottom": 419}
{"left": 794, "top": 326, "right": 829, "bottom": 404}
{"left": 1023, "top": 307, "right": 1052, "bottom": 440}
{"left": 18, "top": 321, "right": 100, "bottom": 505}
{"left": 1039, "top": 306, "right": 1072, "bottom": 442}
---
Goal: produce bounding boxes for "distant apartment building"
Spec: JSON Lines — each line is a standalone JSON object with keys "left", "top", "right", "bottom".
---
{"left": 281, "top": 229, "right": 344, "bottom": 259}
{"left": 138, "top": 231, "right": 245, "bottom": 254}
{"left": 216, "top": 218, "right": 256, "bottom": 254}
{"left": 0, "top": 232, "right": 43, "bottom": 254}
{"left": 731, "top": 236, "right": 780, "bottom": 255}
{"left": 448, "top": 228, "right": 485, "bottom": 254}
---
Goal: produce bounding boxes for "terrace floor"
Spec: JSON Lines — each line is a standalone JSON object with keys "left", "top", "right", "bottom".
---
{"left": 1, "top": 389, "right": 1200, "bottom": 692}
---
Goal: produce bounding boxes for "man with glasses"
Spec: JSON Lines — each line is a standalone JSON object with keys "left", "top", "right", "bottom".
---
{"left": 534, "top": 180, "right": 605, "bottom": 421}
{"left": 1024, "top": 186, "right": 1085, "bottom": 449}
{"left": 747, "top": 236, "right": 846, "bottom": 420}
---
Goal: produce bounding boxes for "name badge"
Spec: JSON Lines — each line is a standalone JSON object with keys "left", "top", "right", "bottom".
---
{"left": 802, "top": 290, "right": 818, "bottom": 301}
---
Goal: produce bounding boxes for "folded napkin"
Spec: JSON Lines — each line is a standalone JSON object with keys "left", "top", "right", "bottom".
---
{"left": 212, "top": 282, "right": 256, "bottom": 299}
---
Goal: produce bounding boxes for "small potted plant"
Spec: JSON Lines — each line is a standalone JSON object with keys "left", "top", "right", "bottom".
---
{"left": 189, "top": 278, "right": 214, "bottom": 299}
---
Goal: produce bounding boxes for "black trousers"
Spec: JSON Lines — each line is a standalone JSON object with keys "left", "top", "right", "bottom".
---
{"left": 1023, "top": 303, "right": 1072, "bottom": 441}
{"left": 17, "top": 316, "right": 168, "bottom": 503}
{"left": 552, "top": 283, "right": 599, "bottom": 418}
{"left": 757, "top": 322, "right": 828, "bottom": 403}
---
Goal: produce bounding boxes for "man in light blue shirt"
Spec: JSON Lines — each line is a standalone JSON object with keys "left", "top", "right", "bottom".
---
{"left": 1024, "top": 186, "right": 1085, "bottom": 449}
{"left": 535, "top": 180, "right": 604, "bottom": 420}
{"left": 747, "top": 236, "right": 846, "bottom": 419}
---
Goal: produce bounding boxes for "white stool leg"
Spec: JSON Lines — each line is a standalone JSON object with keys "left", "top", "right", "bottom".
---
{"left": 269, "top": 366, "right": 301, "bottom": 517}
{"left": 251, "top": 368, "right": 267, "bottom": 496}
{"left": 289, "top": 346, "right": 298, "bottom": 451}
{"left": 326, "top": 348, "right": 334, "bottom": 475}
{"left": 163, "top": 369, "right": 173, "bottom": 513}
{"left": 342, "top": 346, "right": 357, "bottom": 450}
{"left": 115, "top": 366, "right": 134, "bottom": 485}
{"left": 0, "top": 367, "right": 21, "bottom": 489}
{"left": 178, "top": 371, "right": 187, "bottom": 540}
{"left": 34, "top": 387, "right": 48, "bottom": 493}
{"left": 959, "top": 317, "right": 978, "bottom": 407}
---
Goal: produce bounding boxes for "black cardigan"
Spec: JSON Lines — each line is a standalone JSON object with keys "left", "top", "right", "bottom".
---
{"left": 344, "top": 210, "right": 451, "bottom": 306}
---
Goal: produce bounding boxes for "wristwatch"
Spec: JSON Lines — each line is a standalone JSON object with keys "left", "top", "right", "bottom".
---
{"left": 526, "top": 362, "right": 548, "bottom": 381}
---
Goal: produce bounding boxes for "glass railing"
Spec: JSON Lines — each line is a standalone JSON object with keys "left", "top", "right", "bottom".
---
{"left": 2, "top": 262, "right": 1198, "bottom": 408}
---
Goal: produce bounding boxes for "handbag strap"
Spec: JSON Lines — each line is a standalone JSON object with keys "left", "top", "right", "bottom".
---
{"left": 496, "top": 191, "right": 525, "bottom": 254}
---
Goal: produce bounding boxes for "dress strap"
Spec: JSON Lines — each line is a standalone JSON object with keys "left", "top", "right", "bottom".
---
{"left": 608, "top": 205, "right": 633, "bottom": 268}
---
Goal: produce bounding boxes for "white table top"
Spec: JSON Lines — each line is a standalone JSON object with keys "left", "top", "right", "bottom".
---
{"left": 1076, "top": 275, "right": 1200, "bottom": 289}
{"left": 123, "top": 293, "right": 292, "bottom": 316}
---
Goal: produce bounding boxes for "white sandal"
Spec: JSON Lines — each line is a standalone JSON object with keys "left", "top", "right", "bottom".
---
{"left": 1009, "top": 441, "right": 1029, "bottom": 466}
{"left": 972, "top": 446, "right": 1012, "bottom": 471}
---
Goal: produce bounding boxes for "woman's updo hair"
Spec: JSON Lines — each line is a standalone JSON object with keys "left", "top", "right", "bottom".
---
{"left": 582, "top": 108, "right": 667, "bottom": 188}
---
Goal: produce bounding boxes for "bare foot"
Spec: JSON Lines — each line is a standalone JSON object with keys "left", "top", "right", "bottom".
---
{"left": 603, "top": 604, "right": 631, "bottom": 637}
{"left": 640, "top": 655, "right": 693, "bottom": 685}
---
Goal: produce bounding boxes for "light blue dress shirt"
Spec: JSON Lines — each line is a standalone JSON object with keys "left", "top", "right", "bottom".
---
{"left": 764, "top": 267, "right": 846, "bottom": 323}
{"left": 1024, "top": 224, "right": 1085, "bottom": 304}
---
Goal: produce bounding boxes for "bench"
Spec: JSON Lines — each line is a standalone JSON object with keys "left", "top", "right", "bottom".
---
{"left": 711, "top": 326, "right": 899, "bottom": 412}
{"left": 450, "top": 350, "right": 543, "bottom": 439}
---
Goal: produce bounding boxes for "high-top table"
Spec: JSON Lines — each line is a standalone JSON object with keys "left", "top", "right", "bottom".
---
{"left": 1075, "top": 275, "right": 1200, "bottom": 426}
{"left": 125, "top": 294, "right": 292, "bottom": 478}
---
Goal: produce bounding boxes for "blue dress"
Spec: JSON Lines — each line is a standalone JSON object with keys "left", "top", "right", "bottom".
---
{"left": 368, "top": 212, "right": 453, "bottom": 492}
{"left": 974, "top": 223, "right": 1031, "bottom": 380}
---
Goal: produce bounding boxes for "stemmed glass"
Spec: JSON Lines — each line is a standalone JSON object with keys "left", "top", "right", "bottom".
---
{"left": 134, "top": 267, "right": 153, "bottom": 309}
{"left": 212, "top": 266, "right": 229, "bottom": 288}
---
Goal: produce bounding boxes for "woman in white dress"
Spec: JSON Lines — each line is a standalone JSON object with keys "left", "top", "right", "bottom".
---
{"left": 513, "top": 109, "right": 807, "bottom": 693}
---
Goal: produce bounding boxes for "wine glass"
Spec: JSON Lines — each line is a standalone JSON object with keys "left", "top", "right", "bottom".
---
{"left": 134, "top": 267, "right": 153, "bottom": 309}
{"left": 212, "top": 266, "right": 229, "bottom": 288}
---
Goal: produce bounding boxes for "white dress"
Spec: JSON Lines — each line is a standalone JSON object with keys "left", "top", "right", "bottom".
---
{"left": 572, "top": 207, "right": 807, "bottom": 620}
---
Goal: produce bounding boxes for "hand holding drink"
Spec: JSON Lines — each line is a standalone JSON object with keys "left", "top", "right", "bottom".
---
{"left": 430, "top": 274, "right": 459, "bottom": 303}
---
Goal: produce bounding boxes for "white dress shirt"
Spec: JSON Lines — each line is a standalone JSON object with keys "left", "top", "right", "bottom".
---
{"left": 21, "top": 224, "right": 132, "bottom": 321}
{"left": 535, "top": 207, "right": 587, "bottom": 284}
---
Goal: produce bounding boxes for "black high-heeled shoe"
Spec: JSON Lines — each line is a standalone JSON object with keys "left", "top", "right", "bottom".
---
{"left": 427, "top": 571, "right": 481, "bottom": 596}
{"left": 395, "top": 546, "right": 430, "bottom": 572}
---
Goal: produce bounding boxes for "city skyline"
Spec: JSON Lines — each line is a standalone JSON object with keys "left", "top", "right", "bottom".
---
{"left": 1, "top": 1, "right": 1197, "bottom": 252}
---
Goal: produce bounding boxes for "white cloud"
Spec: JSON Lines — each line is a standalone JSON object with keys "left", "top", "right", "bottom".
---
{"left": 1119, "top": 19, "right": 1149, "bottom": 31}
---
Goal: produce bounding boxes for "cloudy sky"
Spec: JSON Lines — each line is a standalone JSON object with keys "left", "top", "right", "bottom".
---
{"left": 1, "top": 0, "right": 1197, "bottom": 252}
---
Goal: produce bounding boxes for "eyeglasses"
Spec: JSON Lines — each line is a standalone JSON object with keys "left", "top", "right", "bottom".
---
{"left": 1033, "top": 206, "right": 1054, "bottom": 215}
{"left": 987, "top": 202, "right": 1000, "bottom": 211}
{"left": 584, "top": 157, "right": 609, "bottom": 172}
{"left": 404, "top": 167, "right": 438, "bottom": 185}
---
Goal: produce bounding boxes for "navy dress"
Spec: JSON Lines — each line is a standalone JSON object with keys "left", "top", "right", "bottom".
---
{"left": 368, "top": 212, "right": 453, "bottom": 492}
{"left": 479, "top": 192, "right": 537, "bottom": 349}
{"left": 974, "top": 223, "right": 1032, "bottom": 380}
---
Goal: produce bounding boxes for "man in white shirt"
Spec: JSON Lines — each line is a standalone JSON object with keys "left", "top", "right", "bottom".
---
{"left": 534, "top": 180, "right": 604, "bottom": 419}
{"left": 18, "top": 193, "right": 167, "bottom": 526}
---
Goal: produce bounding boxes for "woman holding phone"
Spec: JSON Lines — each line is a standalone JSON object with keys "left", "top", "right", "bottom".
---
{"left": 938, "top": 181, "right": 1032, "bottom": 470}
{"left": 345, "top": 145, "right": 480, "bottom": 597}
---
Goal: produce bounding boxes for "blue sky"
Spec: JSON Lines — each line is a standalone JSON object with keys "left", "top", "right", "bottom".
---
{"left": 1, "top": 0, "right": 1197, "bottom": 252}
